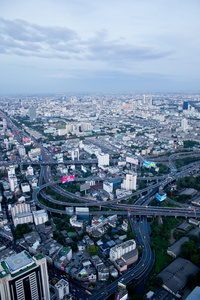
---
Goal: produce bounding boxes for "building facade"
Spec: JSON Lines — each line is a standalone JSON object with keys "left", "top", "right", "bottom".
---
{"left": 0, "top": 251, "right": 50, "bottom": 300}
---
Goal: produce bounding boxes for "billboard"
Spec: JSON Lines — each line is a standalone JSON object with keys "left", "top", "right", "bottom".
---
{"left": 80, "top": 183, "right": 90, "bottom": 192}
{"left": 62, "top": 175, "right": 75, "bottom": 183}
{"left": 143, "top": 161, "right": 156, "bottom": 168}
{"left": 126, "top": 157, "right": 138, "bottom": 165}
{"left": 23, "top": 137, "right": 31, "bottom": 143}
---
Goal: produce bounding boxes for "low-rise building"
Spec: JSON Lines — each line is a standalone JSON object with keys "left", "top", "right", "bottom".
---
{"left": 158, "top": 257, "right": 200, "bottom": 296}
{"left": 167, "top": 237, "right": 189, "bottom": 258}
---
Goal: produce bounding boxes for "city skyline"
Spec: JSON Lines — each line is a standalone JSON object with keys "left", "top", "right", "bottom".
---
{"left": 1, "top": 0, "right": 200, "bottom": 94}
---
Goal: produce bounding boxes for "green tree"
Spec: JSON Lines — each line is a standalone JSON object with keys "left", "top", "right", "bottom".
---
{"left": 187, "top": 274, "right": 198, "bottom": 290}
{"left": 87, "top": 245, "right": 98, "bottom": 255}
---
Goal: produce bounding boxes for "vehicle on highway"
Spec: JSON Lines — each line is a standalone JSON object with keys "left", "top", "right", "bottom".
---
{"left": 85, "top": 290, "right": 92, "bottom": 296}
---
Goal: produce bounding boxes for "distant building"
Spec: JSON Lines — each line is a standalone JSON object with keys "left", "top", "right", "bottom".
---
{"left": 26, "top": 165, "right": 34, "bottom": 176}
{"left": 183, "top": 101, "right": 188, "bottom": 110}
{"left": 121, "top": 173, "right": 137, "bottom": 191}
{"left": 181, "top": 118, "right": 188, "bottom": 131}
{"left": 29, "top": 106, "right": 36, "bottom": 121}
{"left": 18, "top": 145, "right": 26, "bottom": 157}
{"left": 103, "top": 181, "right": 113, "bottom": 194}
{"left": 98, "top": 153, "right": 109, "bottom": 167}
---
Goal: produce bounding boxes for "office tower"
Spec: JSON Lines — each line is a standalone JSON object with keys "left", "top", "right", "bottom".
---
{"left": 181, "top": 118, "right": 188, "bottom": 131}
{"left": 183, "top": 101, "right": 188, "bottom": 110}
{"left": 3, "top": 118, "right": 7, "bottom": 130}
{"left": 7, "top": 166, "right": 17, "bottom": 192}
{"left": 29, "top": 107, "right": 36, "bottom": 121}
{"left": 143, "top": 94, "right": 146, "bottom": 105}
{"left": 18, "top": 145, "right": 26, "bottom": 157}
{"left": 149, "top": 97, "right": 153, "bottom": 106}
{"left": 0, "top": 251, "right": 50, "bottom": 300}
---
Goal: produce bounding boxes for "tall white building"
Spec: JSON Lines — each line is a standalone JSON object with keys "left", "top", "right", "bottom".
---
{"left": 3, "top": 118, "right": 7, "bottom": 130}
{"left": 121, "top": 173, "right": 137, "bottom": 191}
{"left": 21, "top": 182, "right": 31, "bottom": 193}
{"left": 110, "top": 239, "right": 136, "bottom": 261}
{"left": 9, "top": 175, "right": 18, "bottom": 192}
{"left": 71, "top": 148, "right": 79, "bottom": 160}
{"left": 18, "top": 145, "right": 26, "bottom": 157}
{"left": 98, "top": 153, "right": 109, "bottom": 167}
{"left": 11, "top": 201, "right": 33, "bottom": 227}
{"left": 0, "top": 251, "right": 50, "bottom": 300}
{"left": 181, "top": 118, "right": 188, "bottom": 131}
{"left": 27, "top": 166, "right": 34, "bottom": 176}
{"left": 103, "top": 182, "right": 113, "bottom": 194}
{"left": 7, "top": 166, "right": 15, "bottom": 177}
{"left": 81, "top": 123, "right": 93, "bottom": 131}
{"left": 32, "top": 210, "right": 48, "bottom": 226}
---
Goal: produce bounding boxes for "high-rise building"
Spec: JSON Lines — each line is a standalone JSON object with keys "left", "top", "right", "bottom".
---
{"left": 143, "top": 94, "right": 147, "bottom": 105}
{"left": 7, "top": 166, "right": 17, "bottom": 192}
{"left": 181, "top": 118, "right": 188, "bottom": 131}
{"left": 11, "top": 200, "right": 33, "bottom": 227}
{"left": 98, "top": 153, "right": 109, "bottom": 167}
{"left": 18, "top": 145, "right": 26, "bottom": 157}
{"left": 3, "top": 118, "right": 7, "bottom": 130}
{"left": 183, "top": 101, "right": 188, "bottom": 110}
{"left": 29, "top": 107, "right": 36, "bottom": 121}
{"left": 121, "top": 173, "right": 137, "bottom": 191}
{"left": 0, "top": 251, "right": 50, "bottom": 300}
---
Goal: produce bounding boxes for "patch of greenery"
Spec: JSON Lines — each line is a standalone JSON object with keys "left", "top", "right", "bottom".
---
{"left": 184, "top": 140, "right": 200, "bottom": 148}
{"left": 15, "top": 224, "right": 31, "bottom": 239}
{"left": 150, "top": 217, "right": 180, "bottom": 273}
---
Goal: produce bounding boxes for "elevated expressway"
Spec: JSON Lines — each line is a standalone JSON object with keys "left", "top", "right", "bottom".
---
{"left": 34, "top": 162, "right": 200, "bottom": 218}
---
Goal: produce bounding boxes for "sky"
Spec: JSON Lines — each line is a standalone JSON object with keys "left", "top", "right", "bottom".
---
{"left": 0, "top": 0, "right": 200, "bottom": 94}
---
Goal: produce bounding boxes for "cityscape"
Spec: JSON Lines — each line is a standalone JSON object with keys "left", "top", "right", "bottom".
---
{"left": 0, "top": 94, "right": 199, "bottom": 299}
{"left": 1, "top": 0, "right": 200, "bottom": 299}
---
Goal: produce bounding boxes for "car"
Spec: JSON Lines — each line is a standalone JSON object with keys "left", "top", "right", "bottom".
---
{"left": 142, "top": 264, "right": 144, "bottom": 267}
{"left": 101, "top": 292, "right": 104, "bottom": 295}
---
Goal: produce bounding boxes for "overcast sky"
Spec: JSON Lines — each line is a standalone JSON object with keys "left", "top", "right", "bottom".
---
{"left": 0, "top": 0, "right": 200, "bottom": 94}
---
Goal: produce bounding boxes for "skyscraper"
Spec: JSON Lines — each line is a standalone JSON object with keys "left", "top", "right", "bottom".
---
{"left": 183, "top": 101, "right": 188, "bottom": 110}
{"left": 0, "top": 251, "right": 50, "bottom": 300}
{"left": 181, "top": 118, "right": 188, "bottom": 131}
{"left": 29, "top": 107, "right": 36, "bottom": 121}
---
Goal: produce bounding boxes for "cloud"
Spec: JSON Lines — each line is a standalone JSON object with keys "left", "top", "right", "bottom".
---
{"left": 0, "top": 17, "right": 173, "bottom": 65}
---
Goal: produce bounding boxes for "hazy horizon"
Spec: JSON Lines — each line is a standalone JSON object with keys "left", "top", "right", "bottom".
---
{"left": 1, "top": 0, "right": 200, "bottom": 94}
